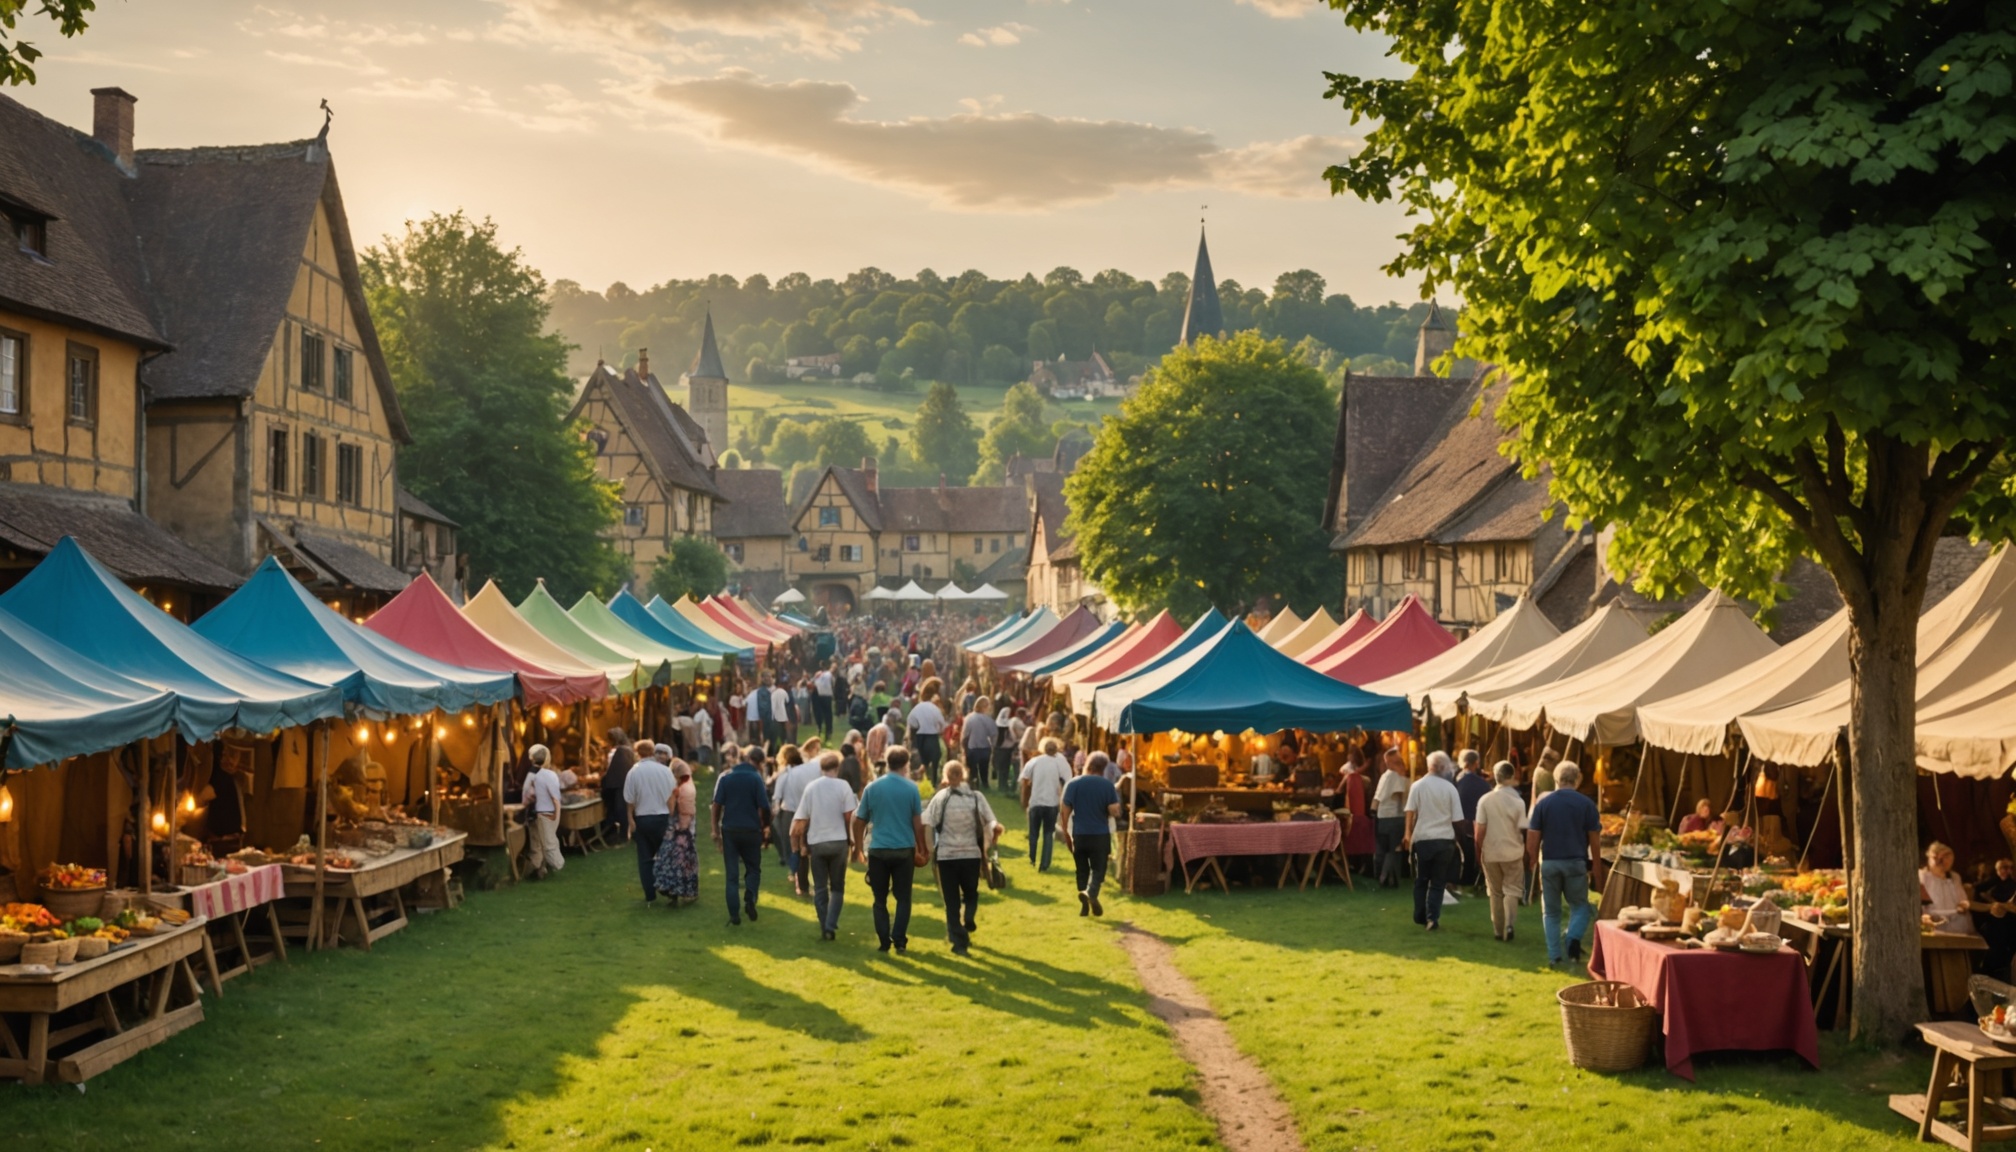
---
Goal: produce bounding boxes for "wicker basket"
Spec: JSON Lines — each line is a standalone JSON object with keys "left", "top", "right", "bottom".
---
{"left": 0, "top": 931, "right": 26, "bottom": 962}
{"left": 42, "top": 886, "right": 105, "bottom": 921}
{"left": 52, "top": 935, "right": 79, "bottom": 964}
{"left": 73, "top": 935, "right": 109, "bottom": 960}
{"left": 19, "top": 940, "right": 58, "bottom": 966}
{"left": 1558, "top": 980, "right": 1657, "bottom": 1072}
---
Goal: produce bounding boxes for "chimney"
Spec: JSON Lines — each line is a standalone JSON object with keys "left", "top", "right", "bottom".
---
{"left": 637, "top": 348, "right": 650, "bottom": 378}
{"left": 91, "top": 87, "right": 137, "bottom": 173}
{"left": 861, "top": 457, "right": 878, "bottom": 494}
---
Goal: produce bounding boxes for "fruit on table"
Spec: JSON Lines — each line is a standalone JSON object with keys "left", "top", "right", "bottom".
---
{"left": 41, "top": 863, "right": 107, "bottom": 889}
{"left": 1, "top": 902, "right": 61, "bottom": 931}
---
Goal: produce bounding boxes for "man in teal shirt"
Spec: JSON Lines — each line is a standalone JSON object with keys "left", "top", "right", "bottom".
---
{"left": 852, "top": 748, "right": 927, "bottom": 955}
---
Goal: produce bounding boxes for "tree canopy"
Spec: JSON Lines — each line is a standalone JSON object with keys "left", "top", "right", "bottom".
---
{"left": 910, "top": 382, "right": 981, "bottom": 484}
{"left": 363, "top": 212, "right": 629, "bottom": 604}
{"left": 650, "top": 536, "right": 733, "bottom": 603}
{"left": 1325, "top": 0, "right": 2016, "bottom": 1041}
{"left": 0, "top": 1, "right": 93, "bottom": 86}
{"left": 1066, "top": 333, "right": 1337, "bottom": 619}
{"left": 973, "top": 383, "right": 1054, "bottom": 484}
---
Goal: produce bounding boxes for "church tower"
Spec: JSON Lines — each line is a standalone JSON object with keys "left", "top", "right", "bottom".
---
{"left": 683, "top": 310, "right": 730, "bottom": 458}
{"left": 1178, "top": 224, "right": 1224, "bottom": 347}
{"left": 1414, "top": 301, "right": 1456, "bottom": 375}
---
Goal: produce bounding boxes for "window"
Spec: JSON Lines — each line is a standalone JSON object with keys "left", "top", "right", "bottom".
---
{"left": 1008, "top": 534, "right": 1018, "bottom": 547}
{"left": 840, "top": 544, "right": 862, "bottom": 563}
{"left": 11, "top": 210, "right": 46, "bottom": 258}
{"left": 797, "top": 536, "right": 808, "bottom": 552}
{"left": 973, "top": 537, "right": 984, "bottom": 554}
{"left": 268, "top": 426, "right": 290, "bottom": 492}
{"left": 65, "top": 343, "right": 96, "bottom": 423}
{"left": 724, "top": 542, "right": 744, "bottom": 563}
{"left": 336, "top": 442, "right": 364, "bottom": 505}
{"left": 818, "top": 506, "right": 841, "bottom": 528}
{"left": 300, "top": 433, "right": 324, "bottom": 497}
{"left": 904, "top": 534, "right": 921, "bottom": 552}
{"left": 990, "top": 537, "right": 1001, "bottom": 554}
{"left": 0, "top": 330, "right": 22, "bottom": 418}
{"left": 814, "top": 544, "right": 832, "bottom": 562}
{"left": 624, "top": 504, "right": 646, "bottom": 528}
{"left": 300, "top": 330, "right": 325, "bottom": 392}
{"left": 332, "top": 347, "right": 354, "bottom": 402}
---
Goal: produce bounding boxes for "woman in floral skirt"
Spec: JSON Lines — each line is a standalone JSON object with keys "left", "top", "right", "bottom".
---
{"left": 654, "top": 759, "right": 701, "bottom": 905}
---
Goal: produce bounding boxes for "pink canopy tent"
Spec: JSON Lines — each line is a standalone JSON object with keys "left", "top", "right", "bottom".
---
{"left": 364, "top": 572, "right": 606, "bottom": 706}
{"left": 692, "top": 597, "right": 780, "bottom": 647}
{"left": 1294, "top": 609, "right": 1377, "bottom": 667}
{"left": 986, "top": 605, "right": 1103, "bottom": 669}
{"left": 1050, "top": 611, "right": 1184, "bottom": 687}
{"left": 1312, "top": 596, "right": 1459, "bottom": 685}
{"left": 711, "top": 595, "right": 798, "bottom": 641}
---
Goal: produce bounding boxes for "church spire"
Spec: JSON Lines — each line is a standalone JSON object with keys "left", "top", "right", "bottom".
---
{"left": 689, "top": 309, "right": 727, "bottom": 380}
{"left": 1178, "top": 223, "right": 1223, "bottom": 347}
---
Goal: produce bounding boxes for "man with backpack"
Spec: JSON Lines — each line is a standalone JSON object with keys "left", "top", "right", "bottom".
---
{"left": 924, "top": 760, "right": 1004, "bottom": 956}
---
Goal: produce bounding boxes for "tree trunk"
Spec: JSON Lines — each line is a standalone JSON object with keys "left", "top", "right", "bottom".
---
{"left": 1845, "top": 598, "right": 1925, "bottom": 1043}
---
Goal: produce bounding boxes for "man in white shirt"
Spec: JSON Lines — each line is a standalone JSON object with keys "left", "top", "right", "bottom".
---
{"left": 773, "top": 750, "right": 825, "bottom": 894}
{"left": 1018, "top": 737, "right": 1074, "bottom": 872}
{"left": 1404, "top": 751, "right": 1465, "bottom": 932}
{"left": 768, "top": 680, "right": 792, "bottom": 748}
{"left": 813, "top": 667, "right": 836, "bottom": 741}
{"left": 624, "top": 743, "right": 677, "bottom": 904}
{"left": 792, "top": 751, "right": 858, "bottom": 941}
{"left": 1473, "top": 760, "right": 1530, "bottom": 942}
{"left": 1373, "top": 749, "right": 1411, "bottom": 888}
{"left": 907, "top": 695, "right": 946, "bottom": 786}
{"left": 690, "top": 703, "right": 714, "bottom": 765}
{"left": 523, "top": 744, "right": 566, "bottom": 878}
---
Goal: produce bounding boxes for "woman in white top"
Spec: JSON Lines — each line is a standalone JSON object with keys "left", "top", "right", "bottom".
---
{"left": 1922, "top": 840, "right": 1977, "bottom": 936}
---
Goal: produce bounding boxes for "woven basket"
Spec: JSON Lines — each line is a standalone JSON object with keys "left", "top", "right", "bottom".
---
{"left": 1558, "top": 981, "right": 1657, "bottom": 1072}
{"left": 42, "top": 886, "right": 105, "bottom": 921}
{"left": 0, "top": 932, "right": 26, "bottom": 962}
{"left": 52, "top": 935, "right": 79, "bottom": 964}
{"left": 20, "top": 940, "right": 58, "bottom": 966}
{"left": 73, "top": 935, "right": 109, "bottom": 961}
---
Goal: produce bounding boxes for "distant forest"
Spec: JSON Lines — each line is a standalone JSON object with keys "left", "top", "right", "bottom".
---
{"left": 546, "top": 266, "right": 1436, "bottom": 387}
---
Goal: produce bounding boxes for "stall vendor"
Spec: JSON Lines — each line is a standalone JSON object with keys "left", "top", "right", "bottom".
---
{"left": 1922, "top": 841, "right": 1977, "bottom": 936}
{"left": 1975, "top": 858, "right": 2016, "bottom": 980}
{"left": 1677, "top": 798, "right": 1714, "bottom": 835}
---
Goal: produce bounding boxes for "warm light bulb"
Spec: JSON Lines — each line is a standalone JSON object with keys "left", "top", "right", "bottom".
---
{"left": 355, "top": 725, "right": 371, "bottom": 744}
{"left": 180, "top": 792, "right": 196, "bottom": 814}
{"left": 435, "top": 726, "right": 448, "bottom": 740}
{"left": 542, "top": 708, "right": 558, "bottom": 723}
{"left": 151, "top": 810, "right": 169, "bottom": 835}
{"left": 461, "top": 714, "right": 475, "bottom": 728}
{"left": 0, "top": 783, "right": 13, "bottom": 822}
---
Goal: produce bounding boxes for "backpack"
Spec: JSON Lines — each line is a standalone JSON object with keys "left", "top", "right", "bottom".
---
{"left": 848, "top": 695, "right": 872, "bottom": 732}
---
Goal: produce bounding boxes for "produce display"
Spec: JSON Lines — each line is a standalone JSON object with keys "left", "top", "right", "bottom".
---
{"left": 1, "top": 902, "right": 60, "bottom": 931}
{"left": 41, "top": 862, "right": 107, "bottom": 889}
{"left": 1742, "top": 869, "right": 1850, "bottom": 925}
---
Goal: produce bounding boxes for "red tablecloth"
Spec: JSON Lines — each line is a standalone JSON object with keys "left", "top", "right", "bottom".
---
{"left": 1588, "top": 919, "right": 1821, "bottom": 1080}
{"left": 1163, "top": 820, "right": 1342, "bottom": 870}
{"left": 185, "top": 863, "right": 286, "bottom": 920}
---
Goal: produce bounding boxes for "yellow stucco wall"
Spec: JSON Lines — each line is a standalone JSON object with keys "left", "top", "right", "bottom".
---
{"left": 0, "top": 307, "right": 143, "bottom": 498}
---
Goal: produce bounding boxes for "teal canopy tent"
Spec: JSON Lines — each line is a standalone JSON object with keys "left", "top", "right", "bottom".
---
{"left": 1096, "top": 622, "right": 1414, "bottom": 735}
{"left": 0, "top": 605, "right": 178, "bottom": 769}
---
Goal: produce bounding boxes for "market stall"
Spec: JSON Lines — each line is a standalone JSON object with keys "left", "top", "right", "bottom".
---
{"left": 963, "top": 606, "right": 1058, "bottom": 657}
{"left": 0, "top": 916, "right": 209, "bottom": 1085}
{"left": 1256, "top": 607, "right": 1302, "bottom": 645}
{"left": 1268, "top": 607, "right": 1340, "bottom": 659}
{"left": 618, "top": 591, "right": 753, "bottom": 665}
{"left": 1049, "top": 612, "right": 1181, "bottom": 693}
{"left": 1363, "top": 595, "right": 1561, "bottom": 706}
{"left": 1426, "top": 602, "right": 1648, "bottom": 721}
{"left": 1000, "top": 620, "right": 1127, "bottom": 679}
{"left": 1069, "top": 610, "right": 1227, "bottom": 719}
{"left": 1310, "top": 595, "right": 1459, "bottom": 685}
{"left": 281, "top": 828, "right": 468, "bottom": 951}
{"left": 517, "top": 581, "right": 692, "bottom": 687}
{"left": 1290, "top": 608, "right": 1376, "bottom": 668}
{"left": 985, "top": 606, "right": 1107, "bottom": 673}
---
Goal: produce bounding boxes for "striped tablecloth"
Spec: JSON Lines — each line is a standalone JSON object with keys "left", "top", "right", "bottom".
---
{"left": 1163, "top": 819, "right": 1342, "bottom": 870}
{"left": 185, "top": 863, "right": 286, "bottom": 919}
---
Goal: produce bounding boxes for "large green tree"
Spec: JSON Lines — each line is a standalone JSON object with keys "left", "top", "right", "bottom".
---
{"left": 973, "top": 383, "right": 1055, "bottom": 483}
{"left": 909, "top": 382, "right": 981, "bottom": 484}
{"left": 650, "top": 536, "right": 733, "bottom": 603}
{"left": 363, "top": 212, "right": 629, "bottom": 603}
{"left": 1327, "top": 0, "right": 2016, "bottom": 1040}
{"left": 1067, "top": 333, "right": 1337, "bottom": 619}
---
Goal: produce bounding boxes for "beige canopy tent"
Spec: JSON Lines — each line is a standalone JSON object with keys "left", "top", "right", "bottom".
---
{"left": 1271, "top": 607, "right": 1340, "bottom": 658}
{"left": 1493, "top": 591, "right": 1779, "bottom": 745}
{"left": 1636, "top": 611, "right": 1850, "bottom": 756}
{"left": 1429, "top": 602, "right": 1649, "bottom": 720}
{"left": 1363, "top": 596, "right": 1560, "bottom": 707}
{"left": 1739, "top": 547, "right": 2016, "bottom": 769}
{"left": 1258, "top": 607, "right": 1303, "bottom": 644}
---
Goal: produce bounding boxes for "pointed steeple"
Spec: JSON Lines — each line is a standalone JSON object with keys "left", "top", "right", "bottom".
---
{"left": 689, "top": 309, "right": 727, "bottom": 380}
{"left": 1178, "top": 224, "right": 1223, "bottom": 347}
{"left": 1414, "top": 300, "right": 1456, "bottom": 375}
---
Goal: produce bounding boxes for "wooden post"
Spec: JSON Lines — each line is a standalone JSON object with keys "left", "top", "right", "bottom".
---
{"left": 310, "top": 721, "right": 330, "bottom": 951}
{"left": 137, "top": 740, "right": 151, "bottom": 897}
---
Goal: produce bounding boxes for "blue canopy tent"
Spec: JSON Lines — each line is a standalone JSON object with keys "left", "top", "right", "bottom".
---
{"left": 959, "top": 610, "right": 1026, "bottom": 651}
{"left": 193, "top": 557, "right": 518, "bottom": 716}
{"left": 1069, "top": 609, "right": 1229, "bottom": 717}
{"left": 607, "top": 590, "right": 739, "bottom": 667}
{"left": 641, "top": 594, "right": 758, "bottom": 669}
{"left": 0, "top": 538, "right": 344, "bottom": 741}
{"left": 966, "top": 607, "right": 1058, "bottom": 657}
{"left": 1004, "top": 621, "right": 1129, "bottom": 678}
{"left": 0, "top": 605, "right": 178, "bottom": 769}
{"left": 1096, "top": 622, "right": 1414, "bottom": 735}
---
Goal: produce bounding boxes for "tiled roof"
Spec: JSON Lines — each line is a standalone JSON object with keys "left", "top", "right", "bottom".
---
{"left": 0, "top": 482, "right": 241, "bottom": 590}
{"left": 1323, "top": 372, "right": 1475, "bottom": 539}
{"left": 879, "top": 484, "right": 1025, "bottom": 535}
{"left": 713, "top": 468, "right": 790, "bottom": 539}
{"left": 396, "top": 486, "right": 456, "bottom": 527}
{"left": 1339, "top": 373, "right": 1537, "bottom": 550}
{"left": 578, "top": 363, "right": 720, "bottom": 499}
{"left": 292, "top": 526, "right": 411, "bottom": 594}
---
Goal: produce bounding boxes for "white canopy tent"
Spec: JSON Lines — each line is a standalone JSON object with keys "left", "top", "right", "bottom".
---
{"left": 1430, "top": 603, "right": 1649, "bottom": 721}
{"left": 863, "top": 586, "right": 896, "bottom": 602}
{"left": 1635, "top": 611, "right": 1850, "bottom": 756}
{"left": 967, "top": 584, "right": 1010, "bottom": 601}
{"left": 893, "top": 580, "right": 935, "bottom": 602}
{"left": 935, "top": 585, "right": 971, "bottom": 601}
{"left": 769, "top": 587, "right": 807, "bottom": 606}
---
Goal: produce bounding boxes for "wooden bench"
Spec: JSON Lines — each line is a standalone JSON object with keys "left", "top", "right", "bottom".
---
{"left": 1891, "top": 1020, "right": 2016, "bottom": 1151}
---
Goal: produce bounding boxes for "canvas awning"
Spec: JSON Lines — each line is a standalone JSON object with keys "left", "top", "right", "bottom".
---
{"left": 569, "top": 593, "right": 720, "bottom": 676}
{"left": 1294, "top": 609, "right": 1377, "bottom": 667}
{"left": 1271, "top": 607, "right": 1340, "bottom": 658}
{"left": 1070, "top": 609, "right": 1227, "bottom": 716}
{"left": 1095, "top": 622, "right": 1414, "bottom": 735}
{"left": 1429, "top": 603, "right": 1648, "bottom": 719}
{"left": 0, "top": 604, "right": 178, "bottom": 769}
{"left": 968, "top": 584, "right": 1010, "bottom": 601}
{"left": 512, "top": 582, "right": 659, "bottom": 692}
{"left": 463, "top": 581, "right": 641, "bottom": 693}
{"left": 1494, "top": 592, "right": 1779, "bottom": 744}
{"left": 673, "top": 596, "right": 771, "bottom": 650}
{"left": 1311, "top": 596, "right": 1458, "bottom": 685}
{"left": 968, "top": 607, "right": 1058, "bottom": 656}
{"left": 195, "top": 557, "right": 517, "bottom": 716}
{"left": 1052, "top": 611, "right": 1184, "bottom": 692}
{"left": 0, "top": 537, "right": 345, "bottom": 741}
{"left": 690, "top": 596, "right": 780, "bottom": 647}
{"left": 892, "top": 581, "right": 935, "bottom": 602}
{"left": 1363, "top": 596, "right": 1562, "bottom": 707}
{"left": 771, "top": 587, "right": 807, "bottom": 605}
{"left": 1000, "top": 620, "right": 1128, "bottom": 677}
{"left": 609, "top": 590, "right": 747, "bottom": 662}
{"left": 863, "top": 586, "right": 896, "bottom": 602}
{"left": 936, "top": 585, "right": 970, "bottom": 601}
{"left": 365, "top": 573, "right": 607, "bottom": 706}
{"left": 1636, "top": 611, "right": 1850, "bottom": 756}
{"left": 1258, "top": 607, "right": 1303, "bottom": 644}
{"left": 960, "top": 611, "right": 1025, "bottom": 649}
{"left": 711, "top": 595, "right": 797, "bottom": 641}
{"left": 987, "top": 605, "right": 1103, "bottom": 668}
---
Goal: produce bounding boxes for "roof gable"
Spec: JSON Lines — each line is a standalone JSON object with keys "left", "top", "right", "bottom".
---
{"left": 1324, "top": 371, "right": 1477, "bottom": 537}
{"left": 713, "top": 467, "right": 790, "bottom": 538}
{"left": 574, "top": 362, "right": 720, "bottom": 499}
{"left": 1341, "top": 372, "right": 1539, "bottom": 550}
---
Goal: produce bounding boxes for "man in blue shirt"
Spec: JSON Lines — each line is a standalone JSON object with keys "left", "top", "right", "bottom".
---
{"left": 1060, "top": 766, "right": 1121, "bottom": 918}
{"left": 711, "top": 745, "right": 773, "bottom": 927}
{"left": 852, "top": 748, "right": 927, "bottom": 954}
{"left": 1453, "top": 749, "right": 1495, "bottom": 891}
{"left": 1523, "top": 762, "right": 1604, "bottom": 965}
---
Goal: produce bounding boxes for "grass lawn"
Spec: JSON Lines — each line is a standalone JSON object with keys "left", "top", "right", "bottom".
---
{"left": 729, "top": 379, "right": 1124, "bottom": 447}
{"left": 5, "top": 782, "right": 1941, "bottom": 1151}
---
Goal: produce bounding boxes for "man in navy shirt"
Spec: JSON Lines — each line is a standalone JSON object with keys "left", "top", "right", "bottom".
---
{"left": 1059, "top": 766, "right": 1121, "bottom": 918}
{"left": 1523, "top": 762, "right": 1604, "bottom": 965}
{"left": 712, "top": 745, "right": 773, "bottom": 926}
{"left": 1453, "top": 749, "right": 1494, "bottom": 890}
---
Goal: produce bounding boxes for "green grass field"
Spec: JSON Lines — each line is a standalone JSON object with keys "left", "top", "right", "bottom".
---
{"left": 5, "top": 775, "right": 1941, "bottom": 1150}
{"left": 728, "top": 379, "right": 1126, "bottom": 447}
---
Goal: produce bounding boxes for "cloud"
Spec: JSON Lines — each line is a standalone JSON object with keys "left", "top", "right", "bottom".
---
{"left": 495, "top": 0, "right": 923, "bottom": 60}
{"left": 648, "top": 73, "right": 1357, "bottom": 209}
{"left": 351, "top": 76, "right": 598, "bottom": 133}
{"left": 1236, "top": 0, "right": 1316, "bottom": 16}
{"left": 959, "top": 22, "right": 1031, "bottom": 47}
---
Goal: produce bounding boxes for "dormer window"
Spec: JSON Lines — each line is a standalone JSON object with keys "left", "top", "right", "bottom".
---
{"left": 14, "top": 212, "right": 45, "bottom": 258}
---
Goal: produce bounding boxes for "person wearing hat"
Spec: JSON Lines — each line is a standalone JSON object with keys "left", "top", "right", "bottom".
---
{"left": 525, "top": 745, "right": 566, "bottom": 877}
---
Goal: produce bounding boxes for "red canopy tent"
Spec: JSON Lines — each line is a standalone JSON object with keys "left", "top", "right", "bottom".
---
{"left": 693, "top": 597, "right": 780, "bottom": 648}
{"left": 712, "top": 596, "right": 797, "bottom": 642}
{"left": 986, "top": 605, "right": 1102, "bottom": 669}
{"left": 1294, "top": 608, "right": 1378, "bottom": 667}
{"left": 1049, "top": 610, "right": 1183, "bottom": 685}
{"left": 363, "top": 572, "right": 606, "bottom": 706}
{"left": 1311, "top": 595, "right": 1458, "bottom": 685}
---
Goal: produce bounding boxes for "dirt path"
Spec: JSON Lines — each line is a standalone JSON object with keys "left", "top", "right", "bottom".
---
{"left": 1116, "top": 924, "right": 1307, "bottom": 1152}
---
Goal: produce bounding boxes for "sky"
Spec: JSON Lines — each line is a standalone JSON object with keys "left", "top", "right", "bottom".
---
{"left": 10, "top": 0, "right": 1423, "bottom": 304}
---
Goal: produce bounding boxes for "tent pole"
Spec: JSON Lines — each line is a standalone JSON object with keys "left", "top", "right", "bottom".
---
{"left": 137, "top": 739, "right": 151, "bottom": 898}
{"left": 310, "top": 721, "right": 330, "bottom": 951}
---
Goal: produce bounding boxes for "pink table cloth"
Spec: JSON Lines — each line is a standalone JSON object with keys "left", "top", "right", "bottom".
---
{"left": 185, "top": 863, "right": 286, "bottom": 920}
{"left": 1163, "top": 820, "right": 1342, "bottom": 871}
{"left": 1588, "top": 919, "right": 1821, "bottom": 1080}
